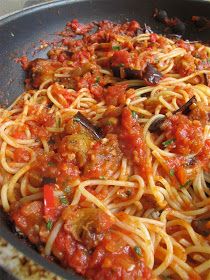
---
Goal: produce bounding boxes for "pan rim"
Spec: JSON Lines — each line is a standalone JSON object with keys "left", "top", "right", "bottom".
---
{"left": 0, "top": 0, "right": 88, "bottom": 26}
{"left": 0, "top": 0, "right": 210, "bottom": 279}
{"left": 0, "top": 0, "right": 209, "bottom": 26}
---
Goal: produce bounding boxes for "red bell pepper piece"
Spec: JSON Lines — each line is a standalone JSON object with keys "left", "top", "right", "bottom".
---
{"left": 43, "top": 184, "right": 56, "bottom": 220}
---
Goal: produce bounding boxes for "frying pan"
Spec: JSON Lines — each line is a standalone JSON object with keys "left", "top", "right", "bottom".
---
{"left": 0, "top": 0, "right": 210, "bottom": 279}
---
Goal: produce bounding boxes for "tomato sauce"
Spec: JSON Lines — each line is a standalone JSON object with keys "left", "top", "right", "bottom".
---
{"left": 12, "top": 201, "right": 44, "bottom": 244}
{"left": 53, "top": 230, "right": 151, "bottom": 279}
{"left": 162, "top": 114, "right": 203, "bottom": 155}
{"left": 13, "top": 148, "right": 30, "bottom": 163}
{"left": 119, "top": 108, "right": 150, "bottom": 180}
{"left": 10, "top": 17, "right": 210, "bottom": 280}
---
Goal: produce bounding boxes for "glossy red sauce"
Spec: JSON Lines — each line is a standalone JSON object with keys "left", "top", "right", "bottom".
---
{"left": 162, "top": 114, "right": 203, "bottom": 155}
{"left": 10, "top": 18, "right": 210, "bottom": 280}
{"left": 119, "top": 108, "right": 151, "bottom": 180}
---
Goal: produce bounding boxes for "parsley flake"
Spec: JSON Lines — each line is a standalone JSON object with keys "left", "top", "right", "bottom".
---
{"left": 48, "top": 161, "right": 56, "bottom": 166}
{"left": 64, "top": 186, "right": 72, "bottom": 194}
{"left": 162, "top": 138, "right": 175, "bottom": 148}
{"left": 112, "top": 45, "right": 121, "bottom": 51}
{"left": 132, "top": 111, "right": 138, "bottom": 119}
{"left": 46, "top": 220, "right": 53, "bottom": 231}
{"left": 169, "top": 169, "right": 174, "bottom": 176}
{"left": 180, "top": 179, "right": 192, "bottom": 189}
{"left": 99, "top": 176, "right": 106, "bottom": 180}
{"left": 134, "top": 246, "right": 142, "bottom": 256}
{"left": 95, "top": 77, "right": 100, "bottom": 83}
{"left": 57, "top": 117, "right": 61, "bottom": 128}
{"left": 60, "top": 196, "right": 69, "bottom": 205}
{"left": 162, "top": 276, "right": 172, "bottom": 280}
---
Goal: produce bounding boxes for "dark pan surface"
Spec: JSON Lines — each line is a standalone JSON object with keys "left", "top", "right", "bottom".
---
{"left": 0, "top": 0, "right": 210, "bottom": 279}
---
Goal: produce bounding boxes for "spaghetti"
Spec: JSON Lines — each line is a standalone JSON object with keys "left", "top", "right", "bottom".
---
{"left": 0, "top": 19, "right": 210, "bottom": 279}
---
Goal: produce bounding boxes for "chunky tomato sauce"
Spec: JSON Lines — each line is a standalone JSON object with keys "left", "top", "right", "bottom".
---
{"left": 6, "top": 17, "right": 210, "bottom": 280}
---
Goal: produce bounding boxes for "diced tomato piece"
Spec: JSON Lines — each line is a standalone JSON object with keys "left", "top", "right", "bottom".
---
{"left": 162, "top": 114, "right": 203, "bottom": 155}
{"left": 68, "top": 245, "right": 89, "bottom": 275}
{"left": 13, "top": 148, "right": 30, "bottom": 163}
{"left": 52, "top": 83, "right": 77, "bottom": 107}
{"left": 119, "top": 108, "right": 151, "bottom": 180}
{"left": 86, "top": 232, "right": 152, "bottom": 280}
{"left": 29, "top": 123, "right": 49, "bottom": 139}
{"left": 198, "top": 139, "right": 210, "bottom": 171}
{"left": 54, "top": 229, "right": 89, "bottom": 275}
{"left": 35, "top": 111, "right": 55, "bottom": 127}
{"left": 111, "top": 50, "right": 131, "bottom": 67}
{"left": 11, "top": 126, "right": 27, "bottom": 139}
{"left": 176, "top": 165, "right": 188, "bottom": 185}
{"left": 12, "top": 201, "right": 44, "bottom": 243}
{"left": 150, "top": 33, "right": 158, "bottom": 43}
{"left": 127, "top": 20, "right": 140, "bottom": 32}
{"left": 175, "top": 54, "right": 196, "bottom": 76}
{"left": 90, "top": 84, "right": 104, "bottom": 100}
{"left": 67, "top": 19, "right": 94, "bottom": 35}
{"left": 104, "top": 84, "right": 127, "bottom": 106}
{"left": 44, "top": 184, "right": 57, "bottom": 220}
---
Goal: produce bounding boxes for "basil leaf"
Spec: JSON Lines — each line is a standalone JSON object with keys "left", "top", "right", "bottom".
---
{"left": 112, "top": 45, "right": 121, "bottom": 51}
{"left": 162, "top": 138, "right": 175, "bottom": 148}
{"left": 169, "top": 169, "right": 175, "bottom": 176}
{"left": 134, "top": 246, "right": 142, "bottom": 256}
{"left": 46, "top": 220, "right": 53, "bottom": 231}
{"left": 60, "top": 196, "right": 69, "bottom": 205}
{"left": 180, "top": 179, "right": 192, "bottom": 189}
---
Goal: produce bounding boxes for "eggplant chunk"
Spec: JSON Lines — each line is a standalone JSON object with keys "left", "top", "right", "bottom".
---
{"left": 174, "top": 96, "right": 196, "bottom": 115}
{"left": 64, "top": 133, "right": 92, "bottom": 167}
{"left": 26, "top": 58, "right": 62, "bottom": 89}
{"left": 148, "top": 116, "right": 166, "bottom": 133}
{"left": 62, "top": 207, "right": 113, "bottom": 249}
{"left": 142, "top": 64, "right": 162, "bottom": 85}
{"left": 111, "top": 66, "right": 141, "bottom": 80}
{"left": 192, "top": 219, "right": 210, "bottom": 236}
{"left": 148, "top": 96, "right": 197, "bottom": 133}
{"left": 74, "top": 112, "right": 104, "bottom": 140}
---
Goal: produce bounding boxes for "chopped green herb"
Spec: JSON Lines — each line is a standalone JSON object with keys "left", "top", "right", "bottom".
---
{"left": 180, "top": 179, "right": 192, "bottom": 189}
{"left": 162, "top": 276, "right": 171, "bottom": 280}
{"left": 162, "top": 138, "right": 175, "bottom": 148}
{"left": 134, "top": 246, "right": 142, "bottom": 256}
{"left": 202, "top": 58, "right": 210, "bottom": 63}
{"left": 195, "top": 54, "right": 201, "bottom": 59}
{"left": 57, "top": 117, "right": 61, "bottom": 128}
{"left": 95, "top": 76, "right": 100, "bottom": 83}
{"left": 46, "top": 220, "right": 53, "bottom": 231}
{"left": 62, "top": 181, "right": 68, "bottom": 187}
{"left": 106, "top": 120, "right": 114, "bottom": 126}
{"left": 169, "top": 169, "right": 175, "bottom": 176}
{"left": 64, "top": 186, "right": 72, "bottom": 194}
{"left": 125, "top": 190, "right": 132, "bottom": 197}
{"left": 118, "top": 63, "right": 124, "bottom": 67}
{"left": 48, "top": 161, "right": 56, "bottom": 166}
{"left": 48, "top": 138, "right": 55, "bottom": 145}
{"left": 112, "top": 45, "right": 121, "bottom": 51}
{"left": 99, "top": 176, "right": 106, "bottom": 180}
{"left": 74, "top": 116, "right": 80, "bottom": 122}
{"left": 132, "top": 111, "right": 138, "bottom": 119}
{"left": 60, "top": 196, "right": 69, "bottom": 205}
